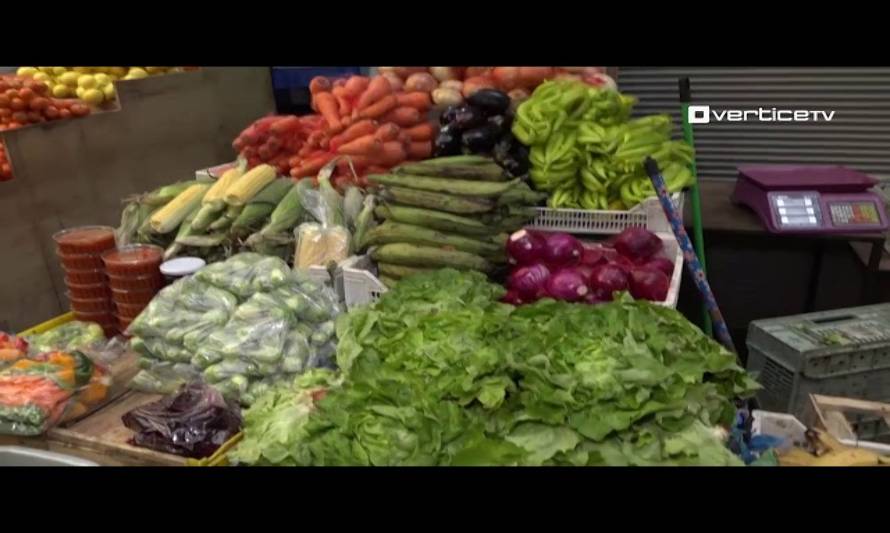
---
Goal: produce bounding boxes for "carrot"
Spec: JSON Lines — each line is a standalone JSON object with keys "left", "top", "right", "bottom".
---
{"left": 297, "top": 145, "right": 314, "bottom": 158}
{"left": 337, "top": 155, "right": 372, "bottom": 173}
{"left": 270, "top": 115, "right": 302, "bottom": 135}
{"left": 344, "top": 76, "right": 370, "bottom": 98}
{"left": 309, "top": 76, "right": 332, "bottom": 95}
{"left": 332, "top": 86, "right": 352, "bottom": 116}
{"left": 290, "top": 152, "right": 335, "bottom": 178}
{"left": 306, "top": 130, "right": 326, "bottom": 148}
{"left": 396, "top": 91, "right": 432, "bottom": 111}
{"left": 373, "top": 141, "right": 408, "bottom": 167}
{"left": 314, "top": 92, "right": 343, "bottom": 132}
{"left": 405, "top": 122, "right": 436, "bottom": 142}
{"left": 374, "top": 123, "right": 401, "bottom": 142}
{"left": 356, "top": 76, "right": 393, "bottom": 110}
{"left": 407, "top": 141, "right": 433, "bottom": 160}
{"left": 330, "top": 119, "right": 378, "bottom": 151}
{"left": 337, "top": 133, "right": 383, "bottom": 156}
{"left": 288, "top": 155, "right": 303, "bottom": 168}
{"left": 380, "top": 106, "right": 422, "bottom": 127}
{"left": 319, "top": 135, "right": 331, "bottom": 150}
{"left": 358, "top": 94, "right": 398, "bottom": 120}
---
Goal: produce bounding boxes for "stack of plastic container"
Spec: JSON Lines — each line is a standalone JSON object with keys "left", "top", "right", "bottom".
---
{"left": 101, "top": 244, "right": 164, "bottom": 333}
{"left": 52, "top": 225, "right": 118, "bottom": 337}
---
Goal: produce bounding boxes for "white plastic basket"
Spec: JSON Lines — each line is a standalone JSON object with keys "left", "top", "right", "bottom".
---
{"left": 339, "top": 232, "right": 683, "bottom": 310}
{"left": 526, "top": 193, "right": 684, "bottom": 235}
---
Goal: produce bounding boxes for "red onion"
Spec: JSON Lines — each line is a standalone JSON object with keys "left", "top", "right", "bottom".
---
{"left": 501, "top": 289, "right": 525, "bottom": 306}
{"left": 546, "top": 269, "right": 589, "bottom": 302}
{"left": 507, "top": 229, "right": 546, "bottom": 266}
{"left": 583, "top": 292, "right": 608, "bottom": 305}
{"left": 629, "top": 267, "right": 670, "bottom": 302}
{"left": 588, "top": 264, "right": 630, "bottom": 301}
{"left": 573, "top": 264, "right": 596, "bottom": 285}
{"left": 581, "top": 246, "right": 607, "bottom": 267}
{"left": 609, "top": 254, "right": 636, "bottom": 273}
{"left": 508, "top": 263, "right": 551, "bottom": 300}
{"left": 641, "top": 257, "right": 675, "bottom": 277}
{"left": 542, "top": 232, "right": 583, "bottom": 267}
{"left": 613, "top": 228, "right": 663, "bottom": 261}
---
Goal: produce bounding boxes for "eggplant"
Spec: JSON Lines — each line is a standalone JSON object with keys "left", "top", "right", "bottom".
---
{"left": 449, "top": 105, "right": 486, "bottom": 131}
{"left": 461, "top": 124, "right": 501, "bottom": 154}
{"left": 501, "top": 156, "right": 530, "bottom": 178}
{"left": 439, "top": 105, "right": 462, "bottom": 127}
{"left": 486, "top": 114, "right": 513, "bottom": 137}
{"left": 467, "top": 89, "right": 511, "bottom": 116}
{"left": 492, "top": 136, "right": 514, "bottom": 164}
{"left": 509, "top": 141, "right": 530, "bottom": 167}
{"left": 433, "top": 125, "right": 462, "bottom": 157}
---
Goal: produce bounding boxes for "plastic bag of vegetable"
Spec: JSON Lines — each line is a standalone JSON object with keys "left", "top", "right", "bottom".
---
{"left": 121, "top": 383, "right": 242, "bottom": 459}
{"left": 195, "top": 252, "right": 292, "bottom": 297}
{"left": 23, "top": 321, "right": 106, "bottom": 354}
{"left": 129, "top": 360, "right": 203, "bottom": 395}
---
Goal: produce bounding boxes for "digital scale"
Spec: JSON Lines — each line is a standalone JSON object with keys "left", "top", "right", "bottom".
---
{"left": 731, "top": 165, "right": 889, "bottom": 234}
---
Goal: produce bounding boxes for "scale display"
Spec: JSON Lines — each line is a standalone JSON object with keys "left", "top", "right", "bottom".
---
{"left": 769, "top": 193, "right": 822, "bottom": 229}
{"left": 828, "top": 201, "right": 881, "bottom": 227}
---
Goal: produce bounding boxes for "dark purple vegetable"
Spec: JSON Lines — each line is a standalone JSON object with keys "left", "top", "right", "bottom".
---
{"left": 467, "top": 89, "right": 511, "bottom": 115}
{"left": 493, "top": 135, "right": 514, "bottom": 164}
{"left": 121, "top": 383, "right": 242, "bottom": 459}
{"left": 546, "top": 269, "right": 589, "bottom": 302}
{"left": 507, "top": 229, "right": 546, "bottom": 265}
{"left": 581, "top": 246, "right": 607, "bottom": 267}
{"left": 629, "top": 267, "right": 670, "bottom": 301}
{"left": 589, "top": 264, "right": 630, "bottom": 301}
{"left": 433, "top": 125, "right": 462, "bottom": 157}
{"left": 642, "top": 257, "right": 675, "bottom": 277}
{"left": 450, "top": 105, "right": 486, "bottom": 131}
{"left": 439, "top": 105, "right": 462, "bottom": 127}
{"left": 614, "top": 227, "right": 663, "bottom": 261}
{"left": 508, "top": 263, "right": 551, "bottom": 300}
{"left": 542, "top": 232, "right": 583, "bottom": 266}
{"left": 486, "top": 114, "right": 513, "bottom": 136}
{"left": 462, "top": 124, "right": 501, "bottom": 153}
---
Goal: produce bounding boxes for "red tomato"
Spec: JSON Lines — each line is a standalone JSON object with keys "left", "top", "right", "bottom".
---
{"left": 59, "top": 109, "right": 72, "bottom": 119}
{"left": 26, "top": 111, "right": 42, "bottom": 123}
{"left": 11, "top": 111, "right": 28, "bottom": 123}
{"left": 18, "top": 87, "right": 34, "bottom": 101}
{"left": 29, "top": 97, "right": 49, "bottom": 111}
{"left": 44, "top": 106, "right": 60, "bottom": 119}
{"left": 0, "top": 108, "right": 10, "bottom": 118}
{"left": 9, "top": 98, "right": 25, "bottom": 111}
{"left": 7, "top": 121, "right": 22, "bottom": 129}
{"left": 0, "top": 95, "right": 10, "bottom": 107}
{"left": 3, "top": 89, "right": 17, "bottom": 99}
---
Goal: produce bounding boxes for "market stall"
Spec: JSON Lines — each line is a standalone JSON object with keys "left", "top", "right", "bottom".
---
{"left": 3, "top": 66, "right": 888, "bottom": 467}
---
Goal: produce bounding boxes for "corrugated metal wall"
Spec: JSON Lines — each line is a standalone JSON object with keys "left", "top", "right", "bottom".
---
{"left": 618, "top": 67, "right": 890, "bottom": 180}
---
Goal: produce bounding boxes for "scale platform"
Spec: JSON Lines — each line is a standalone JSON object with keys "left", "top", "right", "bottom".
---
{"left": 732, "top": 165, "right": 889, "bottom": 234}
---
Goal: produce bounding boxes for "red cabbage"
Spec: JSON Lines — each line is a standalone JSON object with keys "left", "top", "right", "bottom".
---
{"left": 542, "top": 232, "right": 583, "bottom": 266}
{"left": 507, "top": 263, "right": 551, "bottom": 300}
{"left": 507, "top": 229, "right": 546, "bottom": 265}
{"left": 629, "top": 267, "right": 670, "bottom": 301}
{"left": 642, "top": 257, "right": 675, "bottom": 277}
{"left": 588, "top": 264, "right": 629, "bottom": 301}
{"left": 545, "top": 269, "right": 589, "bottom": 302}
{"left": 613, "top": 227, "right": 663, "bottom": 261}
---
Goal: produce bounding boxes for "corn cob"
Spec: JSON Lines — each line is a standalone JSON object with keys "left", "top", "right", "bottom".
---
{"left": 191, "top": 167, "right": 246, "bottom": 232}
{"left": 224, "top": 164, "right": 276, "bottom": 206}
{"left": 149, "top": 183, "right": 209, "bottom": 233}
{"left": 259, "top": 179, "right": 310, "bottom": 237}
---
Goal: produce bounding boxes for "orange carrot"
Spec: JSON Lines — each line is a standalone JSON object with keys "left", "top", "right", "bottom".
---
{"left": 319, "top": 135, "right": 331, "bottom": 150}
{"left": 380, "top": 106, "right": 422, "bottom": 127}
{"left": 405, "top": 122, "right": 436, "bottom": 142}
{"left": 309, "top": 76, "right": 331, "bottom": 95}
{"left": 315, "top": 92, "right": 343, "bottom": 132}
{"left": 290, "top": 152, "right": 335, "bottom": 178}
{"left": 337, "top": 155, "right": 372, "bottom": 173}
{"left": 374, "top": 141, "right": 408, "bottom": 167}
{"left": 288, "top": 155, "right": 303, "bottom": 168}
{"left": 306, "top": 130, "right": 325, "bottom": 149}
{"left": 330, "top": 119, "right": 378, "bottom": 151}
{"left": 396, "top": 91, "right": 432, "bottom": 111}
{"left": 332, "top": 86, "right": 352, "bottom": 116}
{"left": 358, "top": 94, "right": 398, "bottom": 120}
{"left": 407, "top": 141, "right": 433, "bottom": 160}
{"left": 344, "top": 76, "right": 370, "bottom": 98}
{"left": 374, "top": 123, "right": 401, "bottom": 142}
{"left": 356, "top": 76, "right": 392, "bottom": 110}
{"left": 337, "top": 133, "right": 383, "bottom": 156}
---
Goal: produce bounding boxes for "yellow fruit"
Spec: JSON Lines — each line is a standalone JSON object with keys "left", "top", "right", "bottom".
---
{"left": 38, "top": 67, "right": 54, "bottom": 74}
{"left": 94, "top": 73, "right": 111, "bottom": 86}
{"left": 32, "top": 72, "right": 51, "bottom": 83}
{"left": 102, "top": 84, "right": 116, "bottom": 100}
{"left": 52, "top": 67, "right": 68, "bottom": 76}
{"left": 75, "top": 87, "right": 85, "bottom": 98}
{"left": 126, "top": 68, "right": 148, "bottom": 79}
{"left": 77, "top": 75, "right": 97, "bottom": 89}
{"left": 17, "top": 66, "right": 38, "bottom": 77}
{"left": 145, "top": 67, "right": 165, "bottom": 75}
{"left": 82, "top": 88, "right": 105, "bottom": 106}
{"left": 73, "top": 67, "right": 91, "bottom": 74}
{"left": 59, "top": 72, "right": 79, "bottom": 87}
{"left": 52, "top": 85, "right": 72, "bottom": 98}
{"left": 108, "top": 67, "right": 126, "bottom": 77}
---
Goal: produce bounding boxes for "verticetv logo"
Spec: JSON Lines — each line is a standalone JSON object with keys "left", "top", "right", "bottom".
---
{"left": 688, "top": 105, "right": 836, "bottom": 124}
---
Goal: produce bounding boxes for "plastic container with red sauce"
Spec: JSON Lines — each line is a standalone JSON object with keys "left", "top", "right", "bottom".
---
{"left": 108, "top": 273, "right": 164, "bottom": 292}
{"left": 67, "top": 281, "right": 111, "bottom": 299}
{"left": 111, "top": 287, "right": 158, "bottom": 305}
{"left": 115, "top": 314, "right": 133, "bottom": 333}
{"left": 53, "top": 226, "right": 116, "bottom": 254}
{"left": 57, "top": 250, "right": 105, "bottom": 270}
{"left": 73, "top": 310, "right": 115, "bottom": 325}
{"left": 64, "top": 268, "right": 108, "bottom": 285}
{"left": 102, "top": 244, "right": 164, "bottom": 277}
{"left": 101, "top": 323, "right": 120, "bottom": 338}
{"left": 68, "top": 294, "right": 114, "bottom": 313}
{"left": 116, "top": 301, "right": 148, "bottom": 320}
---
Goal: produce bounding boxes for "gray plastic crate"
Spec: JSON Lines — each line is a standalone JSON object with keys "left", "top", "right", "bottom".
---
{"left": 746, "top": 303, "right": 890, "bottom": 433}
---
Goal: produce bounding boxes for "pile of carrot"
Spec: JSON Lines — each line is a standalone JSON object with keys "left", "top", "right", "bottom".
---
{"left": 232, "top": 74, "right": 437, "bottom": 190}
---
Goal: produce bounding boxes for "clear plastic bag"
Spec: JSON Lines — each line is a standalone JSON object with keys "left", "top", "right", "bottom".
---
{"left": 203, "top": 360, "right": 257, "bottom": 383}
{"left": 130, "top": 360, "right": 202, "bottom": 395}
{"left": 281, "top": 330, "right": 311, "bottom": 374}
{"left": 195, "top": 253, "right": 291, "bottom": 297}
{"left": 293, "top": 223, "right": 350, "bottom": 269}
{"left": 23, "top": 321, "right": 106, "bottom": 354}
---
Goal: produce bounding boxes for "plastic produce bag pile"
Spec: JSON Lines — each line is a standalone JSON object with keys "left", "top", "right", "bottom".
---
{"left": 22, "top": 321, "right": 106, "bottom": 354}
{"left": 127, "top": 252, "right": 342, "bottom": 405}
{"left": 122, "top": 383, "right": 242, "bottom": 459}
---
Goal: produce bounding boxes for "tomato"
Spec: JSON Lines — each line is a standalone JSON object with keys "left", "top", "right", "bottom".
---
{"left": 0, "top": 108, "right": 10, "bottom": 118}
{"left": 70, "top": 104, "right": 90, "bottom": 117}
{"left": 59, "top": 109, "right": 72, "bottom": 119}
{"left": 1, "top": 164, "right": 11, "bottom": 177}
{"left": 0, "top": 95, "right": 9, "bottom": 108}
{"left": 0, "top": 82, "right": 9, "bottom": 93}
{"left": 4, "top": 89, "right": 18, "bottom": 99}
{"left": 18, "top": 87, "right": 34, "bottom": 101}
{"left": 7, "top": 122, "right": 22, "bottom": 129}
{"left": 9, "top": 98, "right": 25, "bottom": 111}
{"left": 44, "top": 106, "right": 60, "bottom": 119}
{"left": 29, "top": 97, "right": 49, "bottom": 111}
{"left": 26, "top": 111, "right": 42, "bottom": 123}
{"left": 11, "top": 111, "right": 28, "bottom": 123}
